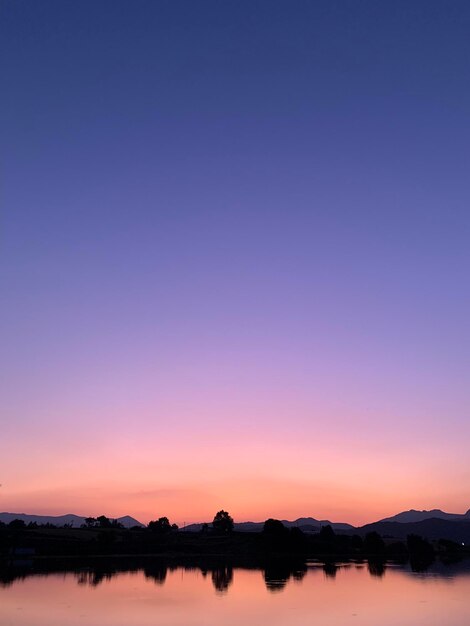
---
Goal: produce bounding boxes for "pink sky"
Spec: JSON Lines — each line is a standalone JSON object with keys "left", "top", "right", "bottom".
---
{"left": 2, "top": 414, "right": 469, "bottom": 525}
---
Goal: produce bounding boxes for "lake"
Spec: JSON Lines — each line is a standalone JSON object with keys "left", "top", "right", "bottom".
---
{"left": 1, "top": 560, "right": 470, "bottom": 625}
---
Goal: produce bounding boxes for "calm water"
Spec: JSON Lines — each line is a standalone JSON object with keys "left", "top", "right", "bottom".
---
{"left": 1, "top": 561, "right": 470, "bottom": 626}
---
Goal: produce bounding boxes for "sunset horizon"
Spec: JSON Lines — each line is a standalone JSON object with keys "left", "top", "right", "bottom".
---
{"left": 1, "top": 2, "right": 470, "bottom": 622}
{"left": 2, "top": 504, "right": 470, "bottom": 530}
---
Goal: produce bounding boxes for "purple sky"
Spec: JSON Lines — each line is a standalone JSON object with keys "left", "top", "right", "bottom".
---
{"left": 1, "top": 1, "right": 469, "bottom": 523}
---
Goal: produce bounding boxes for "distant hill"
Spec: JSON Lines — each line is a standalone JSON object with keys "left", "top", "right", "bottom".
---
{"left": 379, "top": 508, "right": 470, "bottom": 524}
{"left": 287, "top": 517, "right": 355, "bottom": 531}
{"left": 0, "top": 512, "right": 144, "bottom": 528}
{"left": 4, "top": 507, "right": 470, "bottom": 539}
{"left": 183, "top": 517, "right": 355, "bottom": 533}
{"left": 357, "top": 519, "right": 470, "bottom": 543}
{"left": 117, "top": 515, "right": 145, "bottom": 528}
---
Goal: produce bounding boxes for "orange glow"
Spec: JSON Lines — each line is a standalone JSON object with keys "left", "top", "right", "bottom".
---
{"left": 2, "top": 428, "right": 468, "bottom": 525}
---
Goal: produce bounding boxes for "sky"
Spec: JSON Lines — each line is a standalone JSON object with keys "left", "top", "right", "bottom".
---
{"left": 1, "top": 0, "right": 469, "bottom": 526}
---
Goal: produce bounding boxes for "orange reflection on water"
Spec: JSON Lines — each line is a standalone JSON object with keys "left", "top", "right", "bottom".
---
{"left": 1, "top": 563, "right": 470, "bottom": 626}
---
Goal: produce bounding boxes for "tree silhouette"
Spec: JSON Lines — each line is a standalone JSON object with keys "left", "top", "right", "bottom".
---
{"left": 407, "top": 534, "right": 435, "bottom": 571}
{"left": 212, "top": 510, "right": 234, "bottom": 533}
{"left": 148, "top": 517, "right": 172, "bottom": 533}
{"left": 97, "top": 515, "right": 112, "bottom": 528}
{"left": 83, "top": 517, "right": 97, "bottom": 528}
{"left": 263, "top": 519, "right": 287, "bottom": 536}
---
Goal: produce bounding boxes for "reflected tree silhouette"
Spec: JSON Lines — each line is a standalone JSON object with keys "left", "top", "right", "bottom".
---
{"left": 3, "top": 557, "right": 470, "bottom": 591}
{"left": 144, "top": 565, "right": 168, "bottom": 585}
{"left": 264, "top": 562, "right": 294, "bottom": 592}
{"left": 292, "top": 566, "right": 307, "bottom": 582}
{"left": 76, "top": 569, "right": 115, "bottom": 587}
{"left": 407, "top": 534, "right": 435, "bottom": 572}
{"left": 367, "top": 559, "right": 385, "bottom": 577}
{"left": 211, "top": 565, "right": 233, "bottom": 593}
{"left": 323, "top": 562, "right": 338, "bottom": 578}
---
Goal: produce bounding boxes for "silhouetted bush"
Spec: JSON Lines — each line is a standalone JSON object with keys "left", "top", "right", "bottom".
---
{"left": 263, "top": 519, "right": 288, "bottom": 536}
{"left": 8, "top": 520, "right": 25, "bottom": 529}
{"left": 364, "top": 531, "right": 385, "bottom": 556}
{"left": 438, "top": 538, "right": 464, "bottom": 563}
{"left": 407, "top": 534, "right": 434, "bottom": 557}
{"left": 407, "top": 534, "right": 435, "bottom": 570}
{"left": 83, "top": 517, "right": 97, "bottom": 528}
{"left": 386, "top": 541, "right": 408, "bottom": 561}
{"left": 351, "top": 534, "right": 363, "bottom": 551}
{"left": 438, "top": 538, "right": 461, "bottom": 553}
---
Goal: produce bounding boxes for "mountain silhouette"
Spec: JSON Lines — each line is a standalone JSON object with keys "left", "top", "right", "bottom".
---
{"left": 358, "top": 518, "right": 470, "bottom": 544}
{"left": 0, "top": 512, "right": 144, "bottom": 528}
{"left": 379, "top": 508, "right": 470, "bottom": 524}
{"left": 3, "top": 507, "right": 469, "bottom": 536}
{"left": 183, "top": 517, "right": 354, "bottom": 533}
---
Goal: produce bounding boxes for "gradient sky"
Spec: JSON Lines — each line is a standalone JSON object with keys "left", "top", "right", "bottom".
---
{"left": 1, "top": 0, "right": 469, "bottom": 526}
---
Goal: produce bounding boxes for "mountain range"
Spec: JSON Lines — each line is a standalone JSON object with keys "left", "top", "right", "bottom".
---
{"left": 379, "top": 508, "right": 470, "bottom": 524}
{"left": 182, "top": 517, "right": 355, "bottom": 533}
{"left": 357, "top": 518, "right": 470, "bottom": 544}
{"left": 2, "top": 508, "right": 470, "bottom": 540}
{"left": 0, "top": 513, "right": 143, "bottom": 528}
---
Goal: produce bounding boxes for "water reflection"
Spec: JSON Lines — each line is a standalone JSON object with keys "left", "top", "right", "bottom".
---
{"left": 264, "top": 561, "right": 307, "bottom": 591}
{"left": 1, "top": 560, "right": 470, "bottom": 626}
{"left": 1, "top": 557, "right": 470, "bottom": 594}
